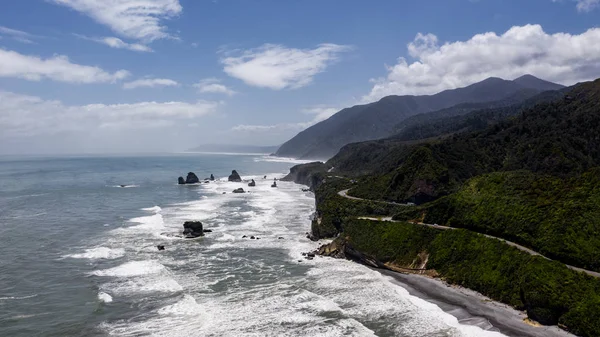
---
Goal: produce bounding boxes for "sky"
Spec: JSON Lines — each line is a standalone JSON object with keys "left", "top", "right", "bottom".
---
{"left": 0, "top": 0, "right": 599, "bottom": 154}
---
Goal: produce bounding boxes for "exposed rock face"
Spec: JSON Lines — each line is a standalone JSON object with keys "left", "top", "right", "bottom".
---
{"left": 178, "top": 177, "right": 185, "bottom": 185}
{"left": 248, "top": 179, "right": 256, "bottom": 187}
{"left": 183, "top": 221, "right": 204, "bottom": 238}
{"left": 228, "top": 170, "right": 242, "bottom": 182}
{"left": 185, "top": 172, "right": 200, "bottom": 184}
{"left": 282, "top": 162, "right": 330, "bottom": 191}
{"left": 233, "top": 188, "right": 245, "bottom": 193}
{"left": 210, "top": 174, "right": 215, "bottom": 181}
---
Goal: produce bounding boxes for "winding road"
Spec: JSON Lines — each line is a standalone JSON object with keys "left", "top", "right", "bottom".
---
{"left": 338, "top": 189, "right": 600, "bottom": 278}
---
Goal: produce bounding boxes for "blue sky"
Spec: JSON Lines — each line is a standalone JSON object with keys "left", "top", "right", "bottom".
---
{"left": 0, "top": 0, "right": 599, "bottom": 154}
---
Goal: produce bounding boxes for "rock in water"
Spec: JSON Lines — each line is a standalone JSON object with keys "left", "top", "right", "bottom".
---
{"left": 232, "top": 188, "right": 245, "bottom": 194}
{"left": 228, "top": 170, "right": 242, "bottom": 182}
{"left": 271, "top": 181, "right": 277, "bottom": 188}
{"left": 248, "top": 179, "right": 256, "bottom": 187}
{"left": 210, "top": 174, "right": 215, "bottom": 181}
{"left": 185, "top": 172, "right": 200, "bottom": 184}
{"left": 157, "top": 245, "right": 165, "bottom": 251}
{"left": 183, "top": 221, "right": 204, "bottom": 238}
{"left": 178, "top": 177, "right": 186, "bottom": 185}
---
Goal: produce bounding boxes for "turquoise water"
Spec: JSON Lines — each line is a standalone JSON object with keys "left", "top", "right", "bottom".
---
{"left": 0, "top": 154, "right": 506, "bottom": 336}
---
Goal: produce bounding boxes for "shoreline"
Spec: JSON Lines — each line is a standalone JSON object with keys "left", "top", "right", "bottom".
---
{"left": 290, "top": 173, "right": 575, "bottom": 337}
{"left": 378, "top": 269, "right": 574, "bottom": 337}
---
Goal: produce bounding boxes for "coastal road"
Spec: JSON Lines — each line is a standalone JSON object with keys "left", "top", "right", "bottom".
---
{"left": 339, "top": 189, "right": 600, "bottom": 279}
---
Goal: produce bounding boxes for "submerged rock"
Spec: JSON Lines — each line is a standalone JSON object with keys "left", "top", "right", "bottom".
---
{"left": 248, "top": 179, "right": 256, "bottom": 187}
{"left": 183, "top": 221, "right": 204, "bottom": 238}
{"left": 203, "top": 229, "right": 213, "bottom": 233}
{"left": 185, "top": 172, "right": 200, "bottom": 184}
{"left": 178, "top": 177, "right": 185, "bottom": 185}
{"left": 233, "top": 188, "right": 245, "bottom": 194}
{"left": 228, "top": 170, "right": 242, "bottom": 182}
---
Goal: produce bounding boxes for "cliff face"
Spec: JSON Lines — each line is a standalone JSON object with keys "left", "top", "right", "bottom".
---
{"left": 281, "top": 162, "right": 330, "bottom": 190}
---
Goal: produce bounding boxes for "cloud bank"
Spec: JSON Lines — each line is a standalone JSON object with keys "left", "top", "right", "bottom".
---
{"left": 0, "top": 91, "right": 219, "bottom": 138}
{"left": 364, "top": 24, "right": 600, "bottom": 101}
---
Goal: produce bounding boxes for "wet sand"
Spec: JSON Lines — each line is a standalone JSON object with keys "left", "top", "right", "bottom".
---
{"left": 381, "top": 270, "right": 575, "bottom": 337}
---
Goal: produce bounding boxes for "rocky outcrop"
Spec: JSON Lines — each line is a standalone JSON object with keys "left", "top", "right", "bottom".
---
{"left": 210, "top": 174, "right": 215, "bottom": 181}
{"left": 233, "top": 188, "right": 245, "bottom": 193}
{"left": 248, "top": 179, "right": 256, "bottom": 187}
{"left": 185, "top": 172, "right": 200, "bottom": 184}
{"left": 178, "top": 177, "right": 185, "bottom": 185}
{"left": 316, "top": 239, "right": 383, "bottom": 269}
{"left": 228, "top": 170, "right": 242, "bottom": 182}
{"left": 282, "top": 162, "right": 330, "bottom": 191}
{"left": 183, "top": 221, "right": 204, "bottom": 238}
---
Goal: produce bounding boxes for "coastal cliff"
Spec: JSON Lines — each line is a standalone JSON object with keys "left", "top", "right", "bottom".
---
{"left": 283, "top": 79, "right": 600, "bottom": 337}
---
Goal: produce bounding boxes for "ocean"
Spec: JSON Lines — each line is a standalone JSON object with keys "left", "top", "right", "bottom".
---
{"left": 0, "top": 154, "right": 506, "bottom": 336}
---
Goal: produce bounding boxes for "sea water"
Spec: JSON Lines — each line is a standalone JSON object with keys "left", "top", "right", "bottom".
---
{"left": 0, "top": 154, "right": 506, "bottom": 336}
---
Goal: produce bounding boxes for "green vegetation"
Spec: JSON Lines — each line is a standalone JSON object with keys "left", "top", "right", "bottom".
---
{"left": 339, "top": 219, "right": 600, "bottom": 336}
{"left": 398, "top": 169, "right": 600, "bottom": 271}
{"left": 293, "top": 79, "right": 600, "bottom": 336}
{"left": 311, "top": 177, "right": 409, "bottom": 239}
{"left": 340, "top": 80, "right": 600, "bottom": 204}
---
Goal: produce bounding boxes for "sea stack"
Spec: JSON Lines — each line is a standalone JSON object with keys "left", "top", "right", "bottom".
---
{"left": 182, "top": 221, "right": 204, "bottom": 238}
{"left": 228, "top": 170, "right": 242, "bottom": 182}
{"left": 185, "top": 172, "right": 200, "bottom": 184}
{"left": 210, "top": 174, "right": 215, "bottom": 181}
{"left": 178, "top": 177, "right": 185, "bottom": 185}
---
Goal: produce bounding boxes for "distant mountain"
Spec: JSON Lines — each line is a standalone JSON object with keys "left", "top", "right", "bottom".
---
{"left": 187, "top": 144, "right": 279, "bottom": 154}
{"left": 275, "top": 75, "right": 564, "bottom": 159}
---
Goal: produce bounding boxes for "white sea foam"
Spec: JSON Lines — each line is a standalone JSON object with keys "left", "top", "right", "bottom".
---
{"left": 142, "top": 206, "right": 162, "bottom": 213}
{"left": 65, "top": 247, "right": 125, "bottom": 260}
{"left": 253, "top": 155, "right": 315, "bottom": 164}
{"left": 94, "top": 168, "right": 509, "bottom": 337}
{"left": 98, "top": 292, "right": 113, "bottom": 303}
{"left": 0, "top": 294, "right": 38, "bottom": 300}
{"left": 102, "top": 277, "right": 183, "bottom": 295}
{"left": 91, "top": 260, "right": 165, "bottom": 277}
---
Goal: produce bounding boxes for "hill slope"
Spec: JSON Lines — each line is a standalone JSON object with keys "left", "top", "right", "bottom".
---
{"left": 275, "top": 75, "right": 564, "bottom": 159}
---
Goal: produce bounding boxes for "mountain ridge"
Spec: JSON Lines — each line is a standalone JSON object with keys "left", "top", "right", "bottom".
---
{"left": 275, "top": 75, "right": 564, "bottom": 160}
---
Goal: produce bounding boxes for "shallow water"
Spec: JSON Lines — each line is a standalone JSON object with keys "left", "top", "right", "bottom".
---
{"left": 0, "top": 154, "right": 506, "bottom": 336}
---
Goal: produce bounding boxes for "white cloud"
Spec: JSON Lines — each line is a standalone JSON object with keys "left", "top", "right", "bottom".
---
{"left": 302, "top": 105, "right": 339, "bottom": 123}
{"left": 231, "top": 105, "right": 340, "bottom": 133}
{"left": 221, "top": 43, "right": 351, "bottom": 90}
{"left": 364, "top": 24, "right": 600, "bottom": 102}
{"left": 0, "top": 90, "right": 219, "bottom": 137}
{"left": 77, "top": 35, "right": 153, "bottom": 52}
{"left": 0, "top": 48, "right": 130, "bottom": 83}
{"left": 575, "top": 0, "right": 600, "bottom": 11}
{"left": 0, "top": 26, "right": 41, "bottom": 44}
{"left": 50, "top": 0, "right": 182, "bottom": 42}
{"left": 123, "top": 78, "right": 179, "bottom": 89}
{"left": 193, "top": 78, "right": 236, "bottom": 96}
